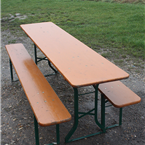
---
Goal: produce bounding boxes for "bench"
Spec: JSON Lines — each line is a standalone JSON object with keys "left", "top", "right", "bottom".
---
{"left": 98, "top": 81, "right": 141, "bottom": 129}
{"left": 5, "top": 43, "right": 72, "bottom": 145}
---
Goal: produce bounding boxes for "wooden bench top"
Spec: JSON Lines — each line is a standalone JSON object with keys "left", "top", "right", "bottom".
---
{"left": 20, "top": 22, "right": 129, "bottom": 87}
{"left": 5, "top": 43, "right": 71, "bottom": 126}
{"left": 99, "top": 81, "right": 141, "bottom": 108}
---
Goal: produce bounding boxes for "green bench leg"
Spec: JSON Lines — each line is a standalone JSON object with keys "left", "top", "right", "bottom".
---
{"left": 101, "top": 94, "right": 106, "bottom": 132}
{"left": 56, "top": 124, "right": 60, "bottom": 144}
{"left": 34, "top": 115, "right": 39, "bottom": 145}
{"left": 100, "top": 93, "right": 123, "bottom": 130}
{"left": 119, "top": 108, "right": 123, "bottom": 125}
{"left": 100, "top": 94, "right": 123, "bottom": 131}
{"left": 34, "top": 115, "right": 60, "bottom": 145}
{"left": 94, "top": 85, "right": 105, "bottom": 131}
{"left": 9, "top": 59, "right": 19, "bottom": 82}
{"left": 45, "top": 124, "right": 60, "bottom": 145}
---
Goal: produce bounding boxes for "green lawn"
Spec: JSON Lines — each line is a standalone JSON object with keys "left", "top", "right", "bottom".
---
{"left": 2, "top": 0, "right": 145, "bottom": 60}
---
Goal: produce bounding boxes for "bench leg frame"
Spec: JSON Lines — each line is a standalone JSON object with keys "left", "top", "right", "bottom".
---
{"left": 101, "top": 94, "right": 123, "bottom": 130}
{"left": 9, "top": 59, "right": 19, "bottom": 82}
{"left": 34, "top": 115, "right": 60, "bottom": 145}
{"left": 34, "top": 115, "right": 39, "bottom": 145}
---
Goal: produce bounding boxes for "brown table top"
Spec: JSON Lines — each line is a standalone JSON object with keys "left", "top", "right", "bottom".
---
{"left": 20, "top": 22, "right": 129, "bottom": 87}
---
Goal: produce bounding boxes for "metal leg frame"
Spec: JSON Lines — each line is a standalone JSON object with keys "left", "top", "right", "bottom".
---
{"left": 65, "top": 85, "right": 123, "bottom": 143}
{"left": 65, "top": 88, "right": 79, "bottom": 143}
{"left": 9, "top": 59, "right": 19, "bottom": 82}
{"left": 65, "top": 85, "right": 105, "bottom": 143}
{"left": 48, "top": 60, "right": 57, "bottom": 74}
{"left": 101, "top": 94, "right": 123, "bottom": 130}
{"left": 34, "top": 44, "right": 58, "bottom": 76}
{"left": 119, "top": 108, "right": 122, "bottom": 126}
{"left": 34, "top": 115, "right": 60, "bottom": 145}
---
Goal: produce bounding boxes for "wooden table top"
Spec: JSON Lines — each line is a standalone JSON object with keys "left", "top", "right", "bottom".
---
{"left": 20, "top": 22, "right": 129, "bottom": 87}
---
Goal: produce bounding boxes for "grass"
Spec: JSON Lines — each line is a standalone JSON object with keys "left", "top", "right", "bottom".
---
{"left": 1, "top": 0, "right": 145, "bottom": 61}
{"left": 8, "top": 39, "right": 16, "bottom": 44}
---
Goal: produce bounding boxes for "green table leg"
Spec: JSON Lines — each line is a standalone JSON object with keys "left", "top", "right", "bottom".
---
{"left": 9, "top": 59, "right": 13, "bottom": 82}
{"left": 65, "top": 85, "right": 106, "bottom": 143}
{"left": 34, "top": 44, "right": 57, "bottom": 74}
{"left": 65, "top": 87, "right": 78, "bottom": 143}
{"left": 34, "top": 44, "right": 37, "bottom": 64}
{"left": 48, "top": 60, "right": 58, "bottom": 74}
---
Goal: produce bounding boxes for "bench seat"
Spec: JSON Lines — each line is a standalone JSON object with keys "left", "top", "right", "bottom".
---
{"left": 99, "top": 81, "right": 141, "bottom": 108}
{"left": 98, "top": 80, "right": 141, "bottom": 128}
{"left": 5, "top": 43, "right": 71, "bottom": 144}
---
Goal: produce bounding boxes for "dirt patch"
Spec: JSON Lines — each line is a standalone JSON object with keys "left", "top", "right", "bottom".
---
{"left": 1, "top": 13, "right": 27, "bottom": 22}
{"left": 1, "top": 29, "right": 145, "bottom": 145}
